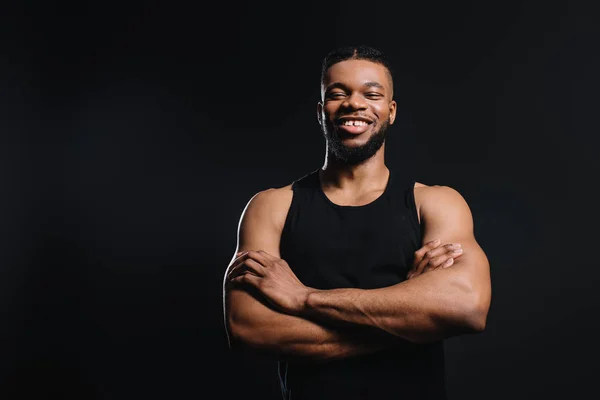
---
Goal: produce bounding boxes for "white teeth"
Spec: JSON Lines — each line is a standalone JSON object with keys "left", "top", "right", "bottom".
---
{"left": 342, "top": 120, "right": 368, "bottom": 126}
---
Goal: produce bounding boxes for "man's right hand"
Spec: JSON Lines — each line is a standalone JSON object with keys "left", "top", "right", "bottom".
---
{"left": 407, "top": 239, "right": 463, "bottom": 279}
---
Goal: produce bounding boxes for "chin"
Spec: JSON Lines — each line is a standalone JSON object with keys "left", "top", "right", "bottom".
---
{"left": 339, "top": 132, "right": 375, "bottom": 144}
{"left": 339, "top": 139, "right": 370, "bottom": 150}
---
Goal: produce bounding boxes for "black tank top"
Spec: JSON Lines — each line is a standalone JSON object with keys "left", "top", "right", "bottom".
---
{"left": 278, "top": 168, "right": 447, "bottom": 400}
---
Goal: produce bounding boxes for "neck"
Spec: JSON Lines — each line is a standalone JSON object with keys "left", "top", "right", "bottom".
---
{"left": 320, "top": 146, "right": 388, "bottom": 190}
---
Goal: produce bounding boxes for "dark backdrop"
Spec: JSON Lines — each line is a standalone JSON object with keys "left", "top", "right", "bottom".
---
{"left": 2, "top": 1, "right": 598, "bottom": 399}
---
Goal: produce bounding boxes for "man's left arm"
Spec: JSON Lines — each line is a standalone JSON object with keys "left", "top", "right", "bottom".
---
{"left": 299, "top": 185, "right": 491, "bottom": 343}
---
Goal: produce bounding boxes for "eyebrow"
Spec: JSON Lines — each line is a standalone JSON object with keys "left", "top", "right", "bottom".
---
{"left": 325, "top": 81, "right": 385, "bottom": 92}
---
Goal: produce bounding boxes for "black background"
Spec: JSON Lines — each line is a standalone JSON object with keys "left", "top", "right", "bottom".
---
{"left": 1, "top": 0, "right": 598, "bottom": 399}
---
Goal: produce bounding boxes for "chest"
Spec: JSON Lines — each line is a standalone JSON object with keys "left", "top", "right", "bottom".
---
{"left": 280, "top": 205, "right": 420, "bottom": 289}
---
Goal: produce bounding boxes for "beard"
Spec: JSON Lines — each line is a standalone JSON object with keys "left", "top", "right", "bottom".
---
{"left": 323, "top": 119, "right": 390, "bottom": 166}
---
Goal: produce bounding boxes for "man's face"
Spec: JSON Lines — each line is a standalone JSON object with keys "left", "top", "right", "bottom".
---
{"left": 318, "top": 59, "right": 397, "bottom": 165}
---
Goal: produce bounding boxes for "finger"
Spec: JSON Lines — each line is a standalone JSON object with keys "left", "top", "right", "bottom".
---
{"left": 228, "top": 252, "right": 250, "bottom": 273}
{"left": 231, "top": 271, "right": 261, "bottom": 288}
{"left": 411, "top": 241, "right": 461, "bottom": 270}
{"left": 232, "top": 250, "right": 249, "bottom": 262}
{"left": 226, "top": 263, "right": 245, "bottom": 281}
{"left": 423, "top": 243, "right": 462, "bottom": 263}
{"left": 225, "top": 252, "right": 253, "bottom": 283}
{"left": 412, "top": 239, "right": 441, "bottom": 268}
{"left": 445, "top": 248, "right": 464, "bottom": 265}
{"left": 420, "top": 246, "right": 463, "bottom": 273}
{"left": 413, "top": 246, "right": 455, "bottom": 275}
{"left": 227, "top": 250, "right": 273, "bottom": 281}
{"left": 256, "top": 250, "right": 279, "bottom": 261}
{"left": 227, "top": 259, "right": 260, "bottom": 281}
{"left": 413, "top": 248, "right": 444, "bottom": 276}
{"left": 442, "top": 257, "right": 454, "bottom": 268}
{"left": 245, "top": 250, "right": 273, "bottom": 266}
{"left": 227, "top": 258, "right": 265, "bottom": 281}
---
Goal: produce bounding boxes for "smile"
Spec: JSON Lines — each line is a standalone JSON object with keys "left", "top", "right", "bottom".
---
{"left": 335, "top": 119, "right": 373, "bottom": 135}
{"left": 341, "top": 120, "right": 368, "bottom": 126}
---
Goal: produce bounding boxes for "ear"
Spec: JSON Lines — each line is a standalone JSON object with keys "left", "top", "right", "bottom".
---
{"left": 316, "top": 102, "right": 323, "bottom": 125}
{"left": 389, "top": 100, "right": 397, "bottom": 125}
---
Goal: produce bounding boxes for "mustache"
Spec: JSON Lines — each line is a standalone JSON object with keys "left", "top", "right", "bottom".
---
{"left": 335, "top": 113, "right": 373, "bottom": 120}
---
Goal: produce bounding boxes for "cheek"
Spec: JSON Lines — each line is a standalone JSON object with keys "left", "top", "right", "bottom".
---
{"left": 371, "top": 104, "right": 388, "bottom": 118}
{"left": 323, "top": 107, "right": 336, "bottom": 119}
{"left": 373, "top": 107, "right": 390, "bottom": 123}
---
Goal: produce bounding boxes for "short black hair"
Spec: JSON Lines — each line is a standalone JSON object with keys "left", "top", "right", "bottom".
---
{"left": 320, "top": 45, "right": 394, "bottom": 96}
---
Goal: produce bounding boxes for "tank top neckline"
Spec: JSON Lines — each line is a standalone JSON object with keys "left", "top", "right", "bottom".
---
{"left": 315, "top": 168, "right": 393, "bottom": 210}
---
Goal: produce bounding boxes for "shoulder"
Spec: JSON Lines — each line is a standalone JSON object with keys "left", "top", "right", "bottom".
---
{"left": 413, "top": 182, "right": 472, "bottom": 223}
{"left": 247, "top": 184, "right": 294, "bottom": 211}
{"left": 241, "top": 183, "right": 294, "bottom": 232}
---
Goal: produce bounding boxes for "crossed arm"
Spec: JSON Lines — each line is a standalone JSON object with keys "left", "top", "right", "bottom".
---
{"left": 223, "top": 185, "right": 491, "bottom": 362}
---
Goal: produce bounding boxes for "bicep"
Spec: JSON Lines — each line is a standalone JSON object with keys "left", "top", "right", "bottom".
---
{"left": 225, "top": 189, "right": 285, "bottom": 297}
{"left": 421, "top": 186, "right": 490, "bottom": 293}
{"left": 223, "top": 189, "right": 291, "bottom": 345}
{"left": 234, "top": 190, "right": 283, "bottom": 257}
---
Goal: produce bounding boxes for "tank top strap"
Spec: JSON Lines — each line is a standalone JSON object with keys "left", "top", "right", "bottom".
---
{"left": 385, "top": 168, "right": 421, "bottom": 235}
{"left": 383, "top": 169, "right": 409, "bottom": 202}
{"left": 291, "top": 168, "right": 320, "bottom": 191}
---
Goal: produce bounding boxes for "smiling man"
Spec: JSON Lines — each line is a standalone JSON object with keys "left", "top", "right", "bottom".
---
{"left": 223, "top": 46, "right": 491, "bottom": 400}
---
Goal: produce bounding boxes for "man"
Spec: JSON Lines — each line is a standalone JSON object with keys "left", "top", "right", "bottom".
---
{"left": 222, "top": 45, "right": 491, "bottom": 399}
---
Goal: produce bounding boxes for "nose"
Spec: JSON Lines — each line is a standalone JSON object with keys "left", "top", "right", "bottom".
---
{"left": 342, "top": 92, "right": 367, "bottom": 110}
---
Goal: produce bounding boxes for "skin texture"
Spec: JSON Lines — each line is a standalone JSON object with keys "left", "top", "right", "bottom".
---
{"left": 222, "top": 59, "right": 491, "bottom": 362}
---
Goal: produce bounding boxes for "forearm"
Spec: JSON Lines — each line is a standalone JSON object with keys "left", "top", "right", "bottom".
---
{"left": 301, "top": 266, "right": 486, "bottom": 343}
{"left": 225, "top": 286, "right": 399, "bottom": 362}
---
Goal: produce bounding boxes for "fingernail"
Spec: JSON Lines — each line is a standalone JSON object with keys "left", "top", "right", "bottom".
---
{"left": 452, "top": 248, "right": 463, "bottom": 254}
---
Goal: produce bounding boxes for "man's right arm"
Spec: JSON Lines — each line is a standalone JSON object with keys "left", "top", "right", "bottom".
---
{"left": 222, "top": 187, "right": 398, "bottom": 363}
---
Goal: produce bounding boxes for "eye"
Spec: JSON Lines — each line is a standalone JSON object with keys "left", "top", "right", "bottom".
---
{"left": 365, "top": 92, "right": 383, "bottom": 99}
{"left": 327, "top": 92, "right": 346, "bottom": 99}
